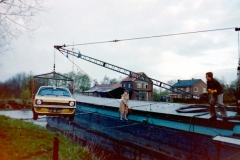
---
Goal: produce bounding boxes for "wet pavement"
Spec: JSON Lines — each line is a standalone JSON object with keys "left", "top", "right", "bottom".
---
{"left": 0, "top": 110, "right": 47, "bottom": 127}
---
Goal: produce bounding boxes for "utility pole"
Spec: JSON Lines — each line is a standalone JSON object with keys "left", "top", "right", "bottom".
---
{"left": 52, "top": 137, "right": 59, "bottom": 160}
{"left": 235, "top": 27, "right": 240, "bottom": 114}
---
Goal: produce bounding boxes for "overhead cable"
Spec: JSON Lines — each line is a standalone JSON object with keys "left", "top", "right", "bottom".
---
{"left": 64, "top": 27, "right": 236, "bottom": 47}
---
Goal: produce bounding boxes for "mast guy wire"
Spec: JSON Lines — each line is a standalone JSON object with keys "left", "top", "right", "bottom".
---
{"left": 64, "top": 27, "right": 236, "bottom": 47}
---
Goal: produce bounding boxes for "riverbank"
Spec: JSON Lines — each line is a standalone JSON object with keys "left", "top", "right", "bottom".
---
{"left": 0, "top": 115, "right": 97, "bottom": 160}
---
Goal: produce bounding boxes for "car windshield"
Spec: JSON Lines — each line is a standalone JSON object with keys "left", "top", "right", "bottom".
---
{"left": 37, "top": 88, "right": 71, "bottom": 97}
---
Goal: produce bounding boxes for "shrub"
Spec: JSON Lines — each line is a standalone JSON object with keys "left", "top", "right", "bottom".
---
{"left": 20, "top": 88, "right": 31, "bottom": 106}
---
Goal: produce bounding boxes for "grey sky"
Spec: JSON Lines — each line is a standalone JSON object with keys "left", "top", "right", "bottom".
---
{"left": 1, "top": 0, "right": 240, "bottom": 85}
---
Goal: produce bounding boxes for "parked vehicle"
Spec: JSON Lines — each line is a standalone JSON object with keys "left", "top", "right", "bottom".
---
{"left": 32, "top": 86, "right": 76, "bottom": 121}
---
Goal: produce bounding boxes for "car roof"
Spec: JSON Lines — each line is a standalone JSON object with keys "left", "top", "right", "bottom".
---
{"left": 39, "top": 86, "right": 69, "bottom": 90}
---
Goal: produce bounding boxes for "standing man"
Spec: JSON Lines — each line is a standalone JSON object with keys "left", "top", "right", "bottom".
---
{"left": 206, "top": 72, "right": 227, "bottom": 121}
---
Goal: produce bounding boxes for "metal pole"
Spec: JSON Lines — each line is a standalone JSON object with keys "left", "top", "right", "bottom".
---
{"left": 238, "top": 31, "right": 240, "bottom": 115}
{"left": 72, "top": 41, "right": 74, "bottom": 72}
{"left": 53, "top": 137, "right": 59, "bottom": 160}
{"left": 236, "top": 28, "right": 240, "bottom": 114}
{"left": 72, "top": 81, "right": 74, "bottom": 94}
{"left": 54, "top": 48, "right": 56, "bottom": 72}
{"left": 31, "top": 79, "right": 34, "bottom": 104}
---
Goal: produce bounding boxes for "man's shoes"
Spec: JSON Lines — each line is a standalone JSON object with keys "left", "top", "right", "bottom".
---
{"left": 209, "top": 116, "right": 217, "bottom": 121}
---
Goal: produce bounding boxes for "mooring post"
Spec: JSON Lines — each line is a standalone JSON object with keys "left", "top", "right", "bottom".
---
{"left": 53, "top": 137, "right": 59, "bottom": 160}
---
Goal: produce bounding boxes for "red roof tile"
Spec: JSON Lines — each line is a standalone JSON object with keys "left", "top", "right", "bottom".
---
{"left": 97, "top": 83, "right": 122, "bottom": 88}
{"left": 122, "top": 72, "right": 144, "bottom": 82}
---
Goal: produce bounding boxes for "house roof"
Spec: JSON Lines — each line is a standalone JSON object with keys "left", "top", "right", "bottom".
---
{"left": 173, "top": 79, "right": 201, "bottom": 87}
{"left": 122, "top": 72, "right": 145, "bottom": 82}
{"left": 97, "top": 83, "right": 122, "bottom": 88}
{"left": 84, "top": 83, "right": 122, "bottom": 93}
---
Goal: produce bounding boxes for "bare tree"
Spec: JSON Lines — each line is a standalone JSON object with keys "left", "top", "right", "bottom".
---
{"left": 0, "top": 0, "right": 46, "bottom": 52}
{"left": 167, "top": 79, "right": 177, "bottom": 86}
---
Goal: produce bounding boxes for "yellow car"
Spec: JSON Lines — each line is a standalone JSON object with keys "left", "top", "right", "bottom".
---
{"left": 32, "top": 86, "right": 76, "bottom": 121}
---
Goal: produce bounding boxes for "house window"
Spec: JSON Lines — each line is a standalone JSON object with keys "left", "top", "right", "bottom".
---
{"left": 123, "top": 83, "right": 126, "bottom": 88}
{"left": 186, "top": 87, "right": 189, "bottom": 92}
{"left": 143, "top": 83, "right": 148, "bottom": 89}
{"left": 137, "top": 83, "right": 142, "bottom": 88}
{"left": 194, "top": 87, "right": 198, "bottom": 92}
{"left": 128, "top": 83, "right": 131, "bottom": 88}
{"left": 138, "top": 91, "right": 147, "bottom": 100}
{"left": 203, "top": 88, "right": 206, "bottom": 93}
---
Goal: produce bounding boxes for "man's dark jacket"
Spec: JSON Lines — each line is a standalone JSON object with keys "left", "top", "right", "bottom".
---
{"left": 207, "top": 78, "right": 223, "bottom": 96}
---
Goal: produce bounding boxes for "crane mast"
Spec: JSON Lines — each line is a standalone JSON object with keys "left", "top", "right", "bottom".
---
{"left": 54, "top": 45, "right": 199, "bottom": 98}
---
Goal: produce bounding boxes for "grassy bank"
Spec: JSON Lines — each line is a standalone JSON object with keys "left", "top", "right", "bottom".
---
{"left": 0, "top": 115, "right": 96, "bottom": 160}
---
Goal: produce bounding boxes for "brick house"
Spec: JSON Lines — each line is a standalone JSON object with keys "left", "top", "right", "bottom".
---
{"left": 83, "top": 83, "right": 124, "bottom": 98}
{"left": 172, "top": 79, "right": 207, "bottom": 98}
{"left": 121, "top": 72, "right": 153, "bottom": 101}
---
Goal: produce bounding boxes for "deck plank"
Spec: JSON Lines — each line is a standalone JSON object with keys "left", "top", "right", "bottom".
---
{"left": 74, "top": 94, "right": 237, "bottom": 119}
{"left": 213, "top": 136, "right": 240, "bottom": 146}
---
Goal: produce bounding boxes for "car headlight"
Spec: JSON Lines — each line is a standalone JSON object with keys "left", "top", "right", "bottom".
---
{"left": 36, "top": 99, "right": 42, "bottom": 105}
{"left": 69, "top": 101, "right": 75, "bottom": 106}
